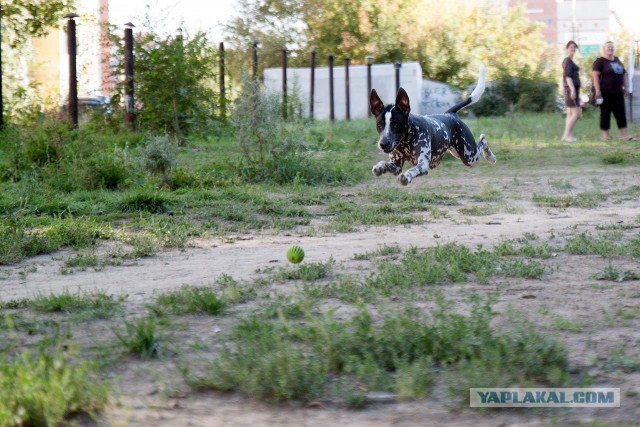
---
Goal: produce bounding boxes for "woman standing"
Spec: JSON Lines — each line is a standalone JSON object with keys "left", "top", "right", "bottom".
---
{"left": 592, "top": 41, "right": 638, "bottom": 141}
{"left": 561, "top": 41, "right": 581, "bottom": 142}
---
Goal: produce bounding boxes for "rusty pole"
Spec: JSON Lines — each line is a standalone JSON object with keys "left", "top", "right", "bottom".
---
{"left": 219, "top": 42, "right": 226, "bottom": 121}
{"left": 0, "top": 6, "right": 4, "bottom": 130}
{"left": 328, "top": 54, "right": 334, "bottom": 121}
{"left": 366, "top": 55, "right": 374, "bottom": 117}
{"left": 282, "top": 47, "right": 287, "bottom": 119}
{"left": 252, "top": 40, "right": 258, "bottom": 80}
{"left": 66, "top": 13, "right": 79, "bottom": 128}
{"left": 344, "top": 56, "right": 350, "bottom": 121}
{"left": 310, "top": 50, "right": 316, "bottom": 121}
{"left": 124, "top": 22, "right": 135, "bottom": 127}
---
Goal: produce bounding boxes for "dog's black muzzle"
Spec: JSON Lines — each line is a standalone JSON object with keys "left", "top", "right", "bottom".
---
{"left": 378, "top": 137, "right": 397, "bottom": 154}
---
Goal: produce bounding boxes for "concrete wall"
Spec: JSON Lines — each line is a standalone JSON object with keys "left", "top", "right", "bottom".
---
{"left": 263, "top": 62, "right": 423, "bottom": 120}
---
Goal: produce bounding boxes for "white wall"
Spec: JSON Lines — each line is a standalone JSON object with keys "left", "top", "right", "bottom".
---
{"left": 263, "top": 62, "right": 423, "bottom": 120}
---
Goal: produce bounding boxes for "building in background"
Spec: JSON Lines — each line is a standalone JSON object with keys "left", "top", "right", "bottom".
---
{"left": 510, "top": 0, "right": 636, "bottom": 55}
{"left": 31, "top": 0, "right": 111, "bottom": 103}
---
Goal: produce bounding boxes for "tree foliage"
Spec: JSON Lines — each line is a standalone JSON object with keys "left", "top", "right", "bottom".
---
{"left": 224, "top": 0, "right": 553, "bottom": 89}
{"left": 1, "top": 0, "right": 75, "bottom": 47}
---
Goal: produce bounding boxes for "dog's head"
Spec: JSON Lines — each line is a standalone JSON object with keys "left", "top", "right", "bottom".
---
{"left": 370, "top": 87, "right": 411, "bottom": 153}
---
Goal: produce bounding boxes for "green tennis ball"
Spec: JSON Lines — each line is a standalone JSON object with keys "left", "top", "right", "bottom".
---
{"left": 286, "top": 245, "right": 305, "bottom": 264}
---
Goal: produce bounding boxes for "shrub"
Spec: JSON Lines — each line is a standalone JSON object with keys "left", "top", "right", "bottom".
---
{"left": 0, "top": 349, "right": 109, "bottom": 426}
{"left": 471, "top": 77, "right": 556, "bottom": 116}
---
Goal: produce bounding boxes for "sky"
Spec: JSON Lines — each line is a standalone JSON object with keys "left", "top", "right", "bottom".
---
{"left": 108, "top": 0, "right": 640, "bottom": 40}
{"left": 108, "top": 0, "right": 237, "bottom": 40}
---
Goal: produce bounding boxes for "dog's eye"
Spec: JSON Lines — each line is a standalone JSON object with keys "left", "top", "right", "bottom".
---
{"left": 377, "top": 122, "right": 384, "bottom": 130}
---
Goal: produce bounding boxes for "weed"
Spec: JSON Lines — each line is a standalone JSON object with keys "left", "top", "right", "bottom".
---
{"left": 353, "top": 244, "right": 402, "bottom": 260}
{"left": 0, "top": 347, "right": 109, "bottom": 426}
{"left": 273, "top": 258, "right": 335, "bottom": 282}
{"left": 499, "top": 258, "right": 545, "bottom": 279}
{"left": 593, "top": 262, "right": 640, "bottom": 282}
{"left": 552, "top": 317, "right": 584, "bottom": 332}
{"left": 602, "top": 345, "right": 640, "bottom": 373}
{"left": 114, "top": 315, "right": 162, "bottom": 358}
{"left": 8, "top": 289, "right": 124, "bottom": 320}
{"left": 153, "top": 285, "right": 227, "bottom": 315}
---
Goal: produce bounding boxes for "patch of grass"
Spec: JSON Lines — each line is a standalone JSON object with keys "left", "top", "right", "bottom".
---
{"left": 301, "top": 276, "right": 378, "bottom": 304}
{"left": 325, "top": 200, "right": 422, "bottom": 231}
{"left": 458, "top": 205, "right": 499, "bottom": 216}
{"left": 602, "top": 345, "right": 640, "bottom": 373}
{"left": 500, "top": 258, "right": 545, "bottom": 279}
{"left": 62, "top": 250, "right": 101, "bottom": 272}
{"left": 563, "top": 233, "right": 622, "bottom": 257}
{"left": 185, "top": 297, "right": 568, "bottom": 405}
{"left": 152, "top": 285, "right": 227, "bottom": 315}
{"left": 532, "top": 191, "right": 607, "bottom": 208}
{"left": 494, "top": 239, "right": 554, "bottom": 259}
{"left": 601, "top": 150, "right": 628, "bottom": 164}
{"left": 366, "top": 244, "right": 498, "bottom": 292}
{"left": 472, "top": 183, "right": 503, "bottom": 202}
{"left": 273, "top": 257, "right": 335, "bottom": 282}
{"left": 0, "top": 347, "right": 109, "bottom": 426}
{"left": 114, "top": 315, "right": 162, "bottom": 359}
{"left": 257, "top": 295, "right": 318, "bottom": 319}
{"left": 352, "top": 244, "right": 402, "bottom": 260}
{"left": 592, "top": 262, "right": 640, "bottom": 282}
{"left": 552, "top": 317, "right": 584, "bottom": 332}
{"left": 115, "top": 190, "right": 172, "bottom": 213}
{"left": 4, "top": 289, "right": 124, "bottom": 320}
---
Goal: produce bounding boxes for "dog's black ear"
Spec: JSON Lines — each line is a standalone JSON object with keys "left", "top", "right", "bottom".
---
{"left": 395, "top": 88, "right": 411, "bottom": 115}
{"left": 370, "top": 89, "right": 384, "bottom": 116}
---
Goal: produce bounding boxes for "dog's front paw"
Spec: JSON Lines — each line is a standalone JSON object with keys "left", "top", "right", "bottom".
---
{"left": 372, "top": 165, "right": 384, "bottom": 176}
{"left": 399, "top": 174, "right": 410, "bottom": 186}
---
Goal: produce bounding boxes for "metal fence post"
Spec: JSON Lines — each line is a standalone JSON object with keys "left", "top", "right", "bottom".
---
{"left": 366, "top": 55, "right": 374, "bottom": 117}
{"left": 310, "top": 50, "right": 315, "bottom": 121}
{"left": 124, "top": 22, "right": 135, "bottom": 127}
{"left": 252, "top": 40, "right": 259, "bottom": 80}
{"left": 282, "top": 47, "right": 287, "bottom": 119}
{"left": 328, "top": 54, "right": 334, "bottom": 121}
{"left": 66, "top": 13, "right": 79, "bottom": 128}
{"left": 344, "top": 56, "right": 350, "bottom": 121}
{"left": 0, "top": 5, "right": 3, "bottom": 130}
{"left": 219, "top": 42, "right": 226, "bottom": 121}
{"left": 394, "top": 62, "right": 401, "bottom": 94}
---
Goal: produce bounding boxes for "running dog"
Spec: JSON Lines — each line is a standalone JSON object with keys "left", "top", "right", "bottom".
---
{"left": 370, "top": 65, "right": 496, "bottom": 185}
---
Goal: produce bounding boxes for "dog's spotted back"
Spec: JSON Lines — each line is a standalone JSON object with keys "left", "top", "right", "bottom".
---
{"left": 370, "top": 65, "right": 495, "bottom": 186}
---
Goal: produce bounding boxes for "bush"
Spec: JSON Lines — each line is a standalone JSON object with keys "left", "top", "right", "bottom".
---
{"left": 471, "top": 77, "right": 557, "bottom": 116}
{"left": 0, "top": 349, "right": 109, "bottom": 426}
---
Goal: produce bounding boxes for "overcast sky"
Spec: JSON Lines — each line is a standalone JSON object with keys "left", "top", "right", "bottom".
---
{"left": 108, "top": 0, "right": 237, "bottom": 40}
{"left": 108, "top": 0, "right": 640, "bottom": 40}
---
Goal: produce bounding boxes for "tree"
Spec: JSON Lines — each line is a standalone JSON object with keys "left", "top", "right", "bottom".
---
{"left": 1, "top": 1, "right": 76, "bottom": 122}
{"left": 2, "top": 0, "right": 75, "bottom": 48}
{"left": 224, "top": 0, "right": 552, "bottom": 89}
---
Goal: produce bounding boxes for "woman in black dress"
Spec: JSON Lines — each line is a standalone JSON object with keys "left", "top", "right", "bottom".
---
{"left": 561, "top": 40, "right": 581, "bottom": 142}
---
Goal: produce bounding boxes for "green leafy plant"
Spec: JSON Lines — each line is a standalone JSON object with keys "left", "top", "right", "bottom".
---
{"left": 0, "top": 348, "right": 109, "bottom": 426}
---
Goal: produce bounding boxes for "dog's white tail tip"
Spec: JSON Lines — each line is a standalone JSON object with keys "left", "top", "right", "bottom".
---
{"left": 469, "top": 63, "right": 486, "bottom": 104}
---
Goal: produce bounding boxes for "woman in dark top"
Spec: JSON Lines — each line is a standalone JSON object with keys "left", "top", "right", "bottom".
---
{"left": 592, "top": 41, "right": 638, "bottom": 141}
{"left": 561, "top": 40, "right": 581, "bottom": 142}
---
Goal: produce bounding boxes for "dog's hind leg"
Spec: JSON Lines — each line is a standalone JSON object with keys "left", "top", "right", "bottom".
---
{"left": 457, "top": 134, "right": 496, "bottom": 167}
{"left": 478, "top": 134, "right": 497, "bottom": 164}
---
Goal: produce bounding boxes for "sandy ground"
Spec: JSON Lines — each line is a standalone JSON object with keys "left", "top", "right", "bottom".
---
{"left": 1, "top": 164, "right": 639, "bottom": 426}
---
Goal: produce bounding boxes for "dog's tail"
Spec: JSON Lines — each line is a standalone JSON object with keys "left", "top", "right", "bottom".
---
{"left": 445, "top": 64, "right": 486, "bottom": 114}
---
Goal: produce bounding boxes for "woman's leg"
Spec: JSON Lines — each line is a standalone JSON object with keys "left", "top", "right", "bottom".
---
{"left": 562, "top": 107, "right": 579, "bottom": 141}
{"left": 600, "top": 94, "right": 612, "bottom": 140}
